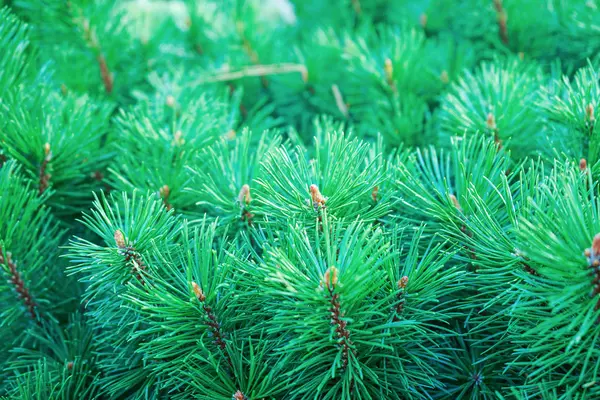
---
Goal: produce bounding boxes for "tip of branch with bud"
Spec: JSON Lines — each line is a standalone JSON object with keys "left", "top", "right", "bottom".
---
{"left": 166, "top": 95, "right": 176, "bottom": 108}
{"left": 233, "top": 390, "right": 247, "bottom": 400}
{"left": 372, "top": 186, "right": 379, "bottom": 203}
{"left": 486, "top": 113, "right": 497, "bottom": 130}
{"left": 593, "top": 234, "right": 600, "bottom": 256}
{"left": 587, "top": 103, "right": 595, "bottom": 123}
{"left": 192, "top": 281, "right": 206, "bottom": 302}
{"left": 449, "top": 193, "right": 461, "bottom": 211}
{"left": 580, "top": 158, "right": 588, "bottom": 172}
{"left": 114, "top": 230, "right": 126, "bottom": 249}
{"left": 173, "top": 130, "right": 185, "bottom": 146}
{"left": 397, "top": 276, "right": 408, "bottom": 289}
{"left": 323, "top": 266, "right": 339, "bottom": 290}
{"left": 310, "top": 184, "right": 327, "bottom": 210}
{"left": 237, "top": 184, "right": 251, "bottom": 206}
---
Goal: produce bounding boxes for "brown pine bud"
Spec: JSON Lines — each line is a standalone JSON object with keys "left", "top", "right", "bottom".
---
{"left": 67, "top": 361, "right": 74, "bottom": 370}
{"left": 159, "top": 185, "right": 170, "bottom": 199}
{"left": 420, "top": 13, "right": 427, "bottom": 28}
{"left": 486, "top": 113, "right": 497, "bottom": 130}
{"left": 580, "top": 158, "right": 588, "bottom": 172}
{"left": 593, "top": 233, "right": 600, "bottom": 255}
{"left": 518, "top": 52, "right": 525, "bottom": 61}
{"left": 166, "top": 95, "right": 176, "bottom": 108}
{"left": 449, "top": 194, "right": 461, "bottom": 211}
{"left": 324, "top": 266, "right": 339, "bottom": 290}
{"left": 238, "top": 184, "right": 251, "bottom": 205}
{"left": 384, "top": 58, "right": 393, "bottom": 84}
{"left": 233, "top": 391, "right": 246, "bottom": 400}
{"left": 587, "top": 104, "right": 595, "bottom": 122}
{"left": 114, "top": 230, "right": 126, "bottom": 248}
{"left": 60, "top": 84, "right": 68, "bottom": 96}
{"left": 310, "top": 184, "right": 326, "bottom": 207}
{"left": 398, "top": 275, "right": 408, "bottom": 289}
{"left": 372, "top": 186, "right": 379, "bottom": 203}
{"left": 192, "top": 281, "right": 206, "bottom": 301}
{"left": 440, "top": 70, "right": 449, "bottom": 84}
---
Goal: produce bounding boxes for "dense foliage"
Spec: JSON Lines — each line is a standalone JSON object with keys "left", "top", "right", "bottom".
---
{"left": 3, "top": 1, "right": 600, "bottom": 399}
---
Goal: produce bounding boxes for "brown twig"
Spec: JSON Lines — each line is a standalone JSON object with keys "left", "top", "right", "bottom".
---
{"left": 39, "top": 143, "right": 52, "bottom": 195}
{"left": 97, "top": 54, "right": 114, "bottom": 94}
{"left": 393, "top": 276, "right": 408, "bottom": 322}
{"left": 79, "top": 18, "right": 113, "bottom": 94}
{"left": 192, "top": 282, "right": 233, "bottom": 370}
{"left": 0, "top": 246, "right": 40, "bottom": 324}
{"left": 114, "top": 230, "right": 147, "bottom": 284}
{"left": 493, "top": 0, "right": 509, "bottom": 45}
{"left": 486, "top": 113, "right": 503, "bottom": 150}
{"left": 323, "top": 267, "right": 356, "bottom": 372}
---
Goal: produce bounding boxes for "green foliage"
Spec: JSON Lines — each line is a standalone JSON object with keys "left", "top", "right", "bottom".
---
{"left": 6, "top": 1, "right": 600, "bottom": 399}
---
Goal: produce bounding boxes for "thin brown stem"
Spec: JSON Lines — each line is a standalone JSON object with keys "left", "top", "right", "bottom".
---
{"left": 0, "top": 247, "right": 40, "bottom": 324}
{"left": 327, "top": 285, "right": 355, "bottom": 371}
{"left": 493, "top": 0, "right": 509, "bottom": 45}
{"left": 39, "top": 143, "right": 52, "bottom": 195}
{"left": 115, "top": 231, "right": 147, "bottom": 284}
{"left": 97, "top": 54, "right": 114, "bottom": 94}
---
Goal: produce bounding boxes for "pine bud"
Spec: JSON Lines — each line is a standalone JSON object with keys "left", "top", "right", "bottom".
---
{"left": 449, "top": 194, "right": 461, "bottom": 211}
{"left": 43, "top": 142, "right": 51, "bottom": 158}
{"left": 440, "top": 70, "right": 449, "bottom": 84}
{"left": 587, "top": 104, "right": 595, "bottom": 122}
{"left": 67, "top": 361, "right": 74, "bottom": 370}
{"left": 420, "top": 13, "right": 427, "bottom": 28}
{"left": 397, "top": 276, "right": 408, "bottom": 289}
{"left": 225, "top": 129, "right": 236, "bottom": 140}
{"left": 486, "top": 113, "right": 497, "bottom": 130}
{"left": 166, "top": 95, "right": 176, "bottom": 108}
{"left": 593, "top": 233, "right": 600, "bottom": 255}
{"left": 372, "top": 186, "right": 379, "bottom": 203}
{"left": 384, "top": 58, "right": 393, "bottom": 84}
{"left": 192, "top": 281, "right": 206, "bottom": 301}
{"left": 310, "top": 184, "right": 326, "bottom": 208}
{"left": 233, "top": 391, "right": 246, "bottom": 400}
{"left": 114, "top": 230, "right": 126, "bottom": 249}
{"left": 518, "top": 52, "right": 524, "bottom": 61}
{"left": 159, "top": 185, "right": 170, "bottom": 199}
{"left": 238, "top": 184, "right": 251, "bottom": 206}
{"left": 580, "top": 158, "right": 588, "bottom": 172}
{"left": 324, "top": 266, "right": 338, "bottom": 290}
{"left": 173, "top": 130, "right": 184, "bottom": 146}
